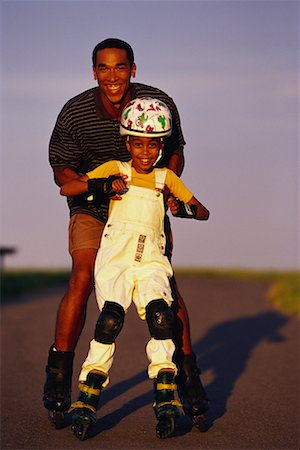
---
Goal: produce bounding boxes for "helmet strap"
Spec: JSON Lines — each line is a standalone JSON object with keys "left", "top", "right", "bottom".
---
{"left": 153, "top": 140, "right": 164, "bottom": 167}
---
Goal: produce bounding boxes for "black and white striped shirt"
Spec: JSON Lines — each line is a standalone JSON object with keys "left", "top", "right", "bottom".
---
{"left": 49, "top": 82, "right": 186, "bottom": 221}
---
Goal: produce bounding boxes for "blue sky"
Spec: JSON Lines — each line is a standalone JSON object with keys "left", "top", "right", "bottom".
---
{"left": 1, "top": 0, "right": 299, "bottom": 270}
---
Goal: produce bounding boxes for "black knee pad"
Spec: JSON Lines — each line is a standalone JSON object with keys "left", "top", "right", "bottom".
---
{"left": 94, "top": 301, "right": 125, "bottom": 344}
{"left": 146, "top": 299, "right": 174, "bottom": 340}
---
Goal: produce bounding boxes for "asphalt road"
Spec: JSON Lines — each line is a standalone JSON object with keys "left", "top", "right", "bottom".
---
{"left": 1, "top": 275, "right": 299, "bottom": 450}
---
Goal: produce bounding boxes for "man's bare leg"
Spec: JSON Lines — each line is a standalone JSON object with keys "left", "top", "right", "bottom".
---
{"left": 54, "top": 248, "right": 97, "bottom": 351}
{"left": 43, "top": 248, "right": 97, "bottom": 427}
{"left": 170, "top": 276, "right": 210, "bottom": 431}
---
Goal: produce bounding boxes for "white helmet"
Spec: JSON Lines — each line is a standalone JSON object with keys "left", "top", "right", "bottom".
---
{"left": 120, "top": 97, "right": 172, "bottom": 138}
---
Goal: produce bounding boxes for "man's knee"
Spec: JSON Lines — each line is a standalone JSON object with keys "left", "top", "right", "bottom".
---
{"left": 69, "top": 249, "right": 98, "bottom": 292}
{"left": 146, "top": 299, "right": 174, "bottom": 340}
{"left": 94, "top": 301, "right": 125, "bottom": 344}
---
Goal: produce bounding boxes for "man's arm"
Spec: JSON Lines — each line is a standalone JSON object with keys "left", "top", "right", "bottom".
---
{"left": 53, "top": 167, "right": 81, "bottom": 187}
{"left": 164, "top": 146, "right": 185, "bottom": 205}
{"left": 49, "top": 112, "right": 83, "bottom": 187}
{"left": 167, "top": 146, "right": 185, "bottom": 177}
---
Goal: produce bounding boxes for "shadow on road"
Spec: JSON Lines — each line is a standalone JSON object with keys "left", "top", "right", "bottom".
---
{"left": 193, "top": 311, "right": 288, "bottom": 427}
{"left": 88, "top": 310, "right": 288, "bottom": 436}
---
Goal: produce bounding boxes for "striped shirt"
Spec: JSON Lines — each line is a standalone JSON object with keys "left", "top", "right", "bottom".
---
{"left": 49, "top": 82, "right": 186, "bottom": 221}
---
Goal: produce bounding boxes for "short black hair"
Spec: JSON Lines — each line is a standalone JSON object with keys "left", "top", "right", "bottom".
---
{"left": 92, "top": 38, "right": 135, "bottom": 68}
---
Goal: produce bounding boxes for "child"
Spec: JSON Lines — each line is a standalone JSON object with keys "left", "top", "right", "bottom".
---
{"left": 60, "top": 98, "right": 209, "bottom": 440}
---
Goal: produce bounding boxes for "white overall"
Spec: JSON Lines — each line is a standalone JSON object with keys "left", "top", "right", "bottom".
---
{"left": 79, "top": 162, "right": 177, "bottom": 384}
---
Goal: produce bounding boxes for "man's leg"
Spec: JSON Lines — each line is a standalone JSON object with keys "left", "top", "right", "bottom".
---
{"left": 43, "top": 248, "right": 97, "bottom": 427}
{"left": 164, "top": 216, "right": 209, "bottom": 428}
{"left": 43, "top": 214, "right": 104, "bottom": 427}
{"left": 170, "top": 276, "right": 209, "bottom": 425}
{"left": 54, "top": 248, "right": 97, "bottom": 351}
{"left": 169, "top": 276, "right": 192, "bottom": 355}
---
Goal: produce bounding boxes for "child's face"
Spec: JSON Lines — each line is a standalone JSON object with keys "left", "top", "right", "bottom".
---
{"left": 126, "top": 137, "right": 163, "bottom": 174}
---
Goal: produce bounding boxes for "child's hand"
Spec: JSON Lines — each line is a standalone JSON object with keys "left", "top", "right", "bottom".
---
{"left": 167, "top": 196, "right": 180, "bottom": 216}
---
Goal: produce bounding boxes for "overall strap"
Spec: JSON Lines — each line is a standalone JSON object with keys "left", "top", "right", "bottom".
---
{"left": 154, "top": 168, "right": 167, "bottom": 191}
{"left": 116, "top": 161, "right": 132, "bottom": 181}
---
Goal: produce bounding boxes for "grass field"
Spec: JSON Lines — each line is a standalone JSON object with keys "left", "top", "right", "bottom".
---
{"left": 1, "top": 269, "right": 70, "bottom": 299}
{"left": 1, "top": 268, "right": 299, "bottom": 317}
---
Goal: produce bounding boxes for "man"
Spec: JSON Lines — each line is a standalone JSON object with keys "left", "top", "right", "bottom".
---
{"left": 43, "top": 38, "right": 209, "bottom": 430}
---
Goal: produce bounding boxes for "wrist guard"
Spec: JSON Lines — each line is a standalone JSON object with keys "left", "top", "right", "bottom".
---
{"left": 87, "top": 175, "right": 121, "bottom": 198}
{"left": 175, "top": 201, "right": 197, "bottom": 219}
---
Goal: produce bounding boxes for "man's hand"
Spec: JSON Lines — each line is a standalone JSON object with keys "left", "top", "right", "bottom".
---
{"left": 110, "top": 174, "right": 128, "bottom": 200}
{"left": 111, "top": 174, "right": 128, "bottom": 193}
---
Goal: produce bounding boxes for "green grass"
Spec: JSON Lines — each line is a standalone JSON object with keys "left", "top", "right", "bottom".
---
{"left": 174, "top": 267, "right": 298, "bottom": 281}
{"left": 1, "top": 268, "right": 299, "bottom": 317}
{"left": 174, "top": 267, "right": 300, "bottom": 317}
{"left": 1, "top": 269, "right": 70, "bottom": 300}
{"left": 267, "top": 273, "right": 300, "bottom": 317}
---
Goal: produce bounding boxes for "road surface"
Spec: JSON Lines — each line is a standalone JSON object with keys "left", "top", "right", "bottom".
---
{"left": 1, "top": 274, "right": 299, "bottom": 449}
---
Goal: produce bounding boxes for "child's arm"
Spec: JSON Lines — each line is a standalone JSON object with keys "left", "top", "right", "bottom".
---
{"left": 167, "top": 195, "right": 209, "bottom": 220}
{"left": 60, "top": 174, "right": 128, "bottom": 198}
{"left": 187, "top": 196, "right": 209, "bottom": 220}
{"left": 165, "top": 170, "right": 209, "bottom": 220}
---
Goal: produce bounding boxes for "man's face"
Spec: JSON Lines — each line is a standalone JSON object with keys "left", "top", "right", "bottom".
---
{"left": 93, "top": 48, "right": 136, "bottom": 107}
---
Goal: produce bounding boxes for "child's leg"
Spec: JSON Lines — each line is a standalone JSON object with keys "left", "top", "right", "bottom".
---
{"left": 145, "top": 299, "right": 177, "bottom": 378}
{"left": 153, "top": 368, "right": 180, "bottom": 439}
{"left": 71, "top": 368, "right": 107, "bottom": 441}
{"left": 80, "top": 301, "right": 125, "bottom": 380}
{"left": 70, "top": 337, "right": 112, "bottom": 442}
{"left": 142, "top": 298, "right": 180, "bottom": 439}
{"left": 79, "top": 339, "right": 114, "bottom": 384}
{"left": 71, "top": 301, "right": 125, "bottom": 440}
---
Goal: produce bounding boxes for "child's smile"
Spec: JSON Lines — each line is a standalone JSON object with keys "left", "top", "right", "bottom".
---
{"left": 126, "top": 136, "right": 163, "bottom": 174}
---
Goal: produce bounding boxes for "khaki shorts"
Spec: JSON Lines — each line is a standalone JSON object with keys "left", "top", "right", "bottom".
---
{"left": 68, "top": 214, "right": 105, "bottom": 255}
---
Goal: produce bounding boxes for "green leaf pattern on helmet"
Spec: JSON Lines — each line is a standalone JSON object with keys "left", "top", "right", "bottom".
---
{"left": 120, "top": 97, "right": 172, "bottom": 138}
{"left": 158, "top": 115, "right": 166, "bottom": 130}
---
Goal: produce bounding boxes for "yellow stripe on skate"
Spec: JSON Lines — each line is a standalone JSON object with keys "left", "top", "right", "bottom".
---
{"left": 156, "top": 383, "right": 176, "bottom": 391}
{"left": 78, "top": 383, "right": 101, "bottom": 396}
{"left": 68, "top": 401, "right": 96, "bottom": 414}
{"left": 154, "top": 400, "right": 184, "bottom": 415}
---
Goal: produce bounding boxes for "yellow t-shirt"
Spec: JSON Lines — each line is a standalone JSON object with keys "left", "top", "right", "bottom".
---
{"left": 87, "top": 160, "right": 193, "bottom": 203}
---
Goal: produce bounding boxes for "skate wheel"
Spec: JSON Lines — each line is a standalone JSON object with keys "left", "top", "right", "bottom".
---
{"left": 48, "top": 411, "right": 65, "bottom": 429}
{"left": 156, "top": 416, "right": 176, "bottom": 439}
{"left": 72, "top": 415, "right": 94, "bottom": 441}
{"left": 192, "top": 414, "right": 208, "bottom": 432}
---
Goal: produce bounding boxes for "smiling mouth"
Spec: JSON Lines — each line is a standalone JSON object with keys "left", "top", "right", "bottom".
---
{"left": 106, "top": 85, "right": 122, "bottom": 93}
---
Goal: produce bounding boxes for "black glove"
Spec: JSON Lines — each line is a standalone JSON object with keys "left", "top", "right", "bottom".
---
{"left": 174, "top": 200, "right": 197, "bottom": 219}
{"left": 87, "top": 175, "right": 124, "bottom": 198}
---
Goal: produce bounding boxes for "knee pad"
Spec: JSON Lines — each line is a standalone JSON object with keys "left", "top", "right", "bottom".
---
{"left": 94, "top": 301, "right": 125, "bottom": 344}
{"left": 146, "top": 299, "right": 174, "bottom": 340}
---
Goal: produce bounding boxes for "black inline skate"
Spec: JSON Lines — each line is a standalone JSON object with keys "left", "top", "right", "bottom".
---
{"left": 70, "top": 370, "right": 107, "bottom": 441}
{"left": 176, "top": 353, "right": 209, "bottom": 431}
{"left": 43, "top": 345, "right": 74, "bottom": 429}
{"left": 153, "top": 369, "right": 181, "bottom": 439}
